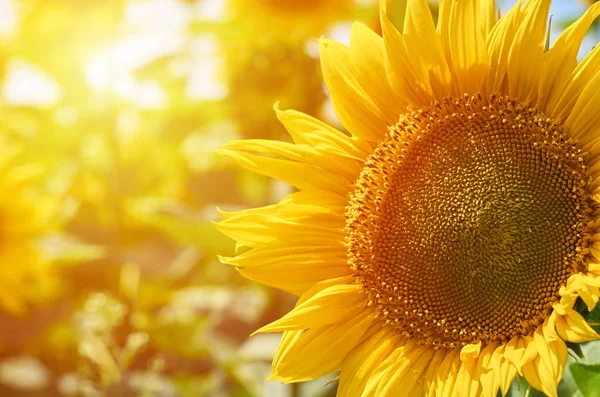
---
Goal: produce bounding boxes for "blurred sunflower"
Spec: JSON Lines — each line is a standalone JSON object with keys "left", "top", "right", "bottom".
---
{"left": 227, "top": 0, "right": 354, "bottom": 38}
{"left": 217, "top": 0, "right": 600, "bottom": 395}
{"left": 0, "top": 144, "right": 58, "bottom": 316}
{"left": 223, "top": 40, "right": 324, "bottom": 140}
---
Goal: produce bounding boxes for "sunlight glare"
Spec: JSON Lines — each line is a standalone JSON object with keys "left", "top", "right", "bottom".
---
{"left": 2, "top": 60, "right": 62, "bottom": 106}
{"left": 186, "top": 35, "right": 228, "bottom": 101}
{"left": 0, "top": 0, "right": 17, "bottom": 36}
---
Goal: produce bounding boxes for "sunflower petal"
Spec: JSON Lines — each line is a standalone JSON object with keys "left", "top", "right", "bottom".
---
{"left": 255, "top": 282, "right": 365, "bottom": 333}
{"left": 270, "top": 309, "right": 374, "bottom": 383}
{"left": 320, "top": 39, "right": 391, "bottom": 142}
{"left": 438, "top": 0, "right": 489, "bottom": 94}
{"left": 223, "top": 245, "right": 351, "bottom": 295}
{"left": 455, "top": 352, "right": 481, "bottom": 397}
{"left": 337, "top": 328, "right": 403, "bottom": 397}
{"left": 215, "top": 211, "right": 342, "bottom": 248}
{"left": 224, "top": 139, "right": 359, "bottom": 183}
{"left": 437, "top": 349, "right": 462, "bottom": 397}
{"left": 506, "top": 0, "right": 551, "bottom": 102}
{"left": 564, "top": 61, "right": 600, "bottom": 147}
{"left": 521, "top": 357, "right": 547, "bottom": 397}
{"left": 280, "top": 190, "right": 348, "bottom": 213}
{"left": 555, "top": 310, "right": 600, "bottom": 343}
{"left": 532, "top": 323, "right": 566, "bottom": 396}
{"left": 360, "top": 339, "right": 416, "bottom": 397}
{"left": 423, "top": 348, "right": 449, "bottom": 397}
{"left": 373, "top": 345, "right": 435, "bottom": 396}
{"left": 402, "top": 0, "right": 452, "bottom": 98}
{"left": 380, "top": 4, "right": 432, "bottom": 106}
{"left": 539, "top": 3, "right": 600, "bottom": 114}
{"left": 349, "top": 22, "right": 406, "bottom": 117}
{"left": 486, "top": 0, "right": 525, "bottom": 94}
{"left": 478, "top": 343, "right": 501, "bottom": 397}
{"left": 219, "top": 147, "right": 350, "bottom": 194}
{"left": 547, "top": 35, "right": 600, "bottom": 122}
{"left": 493, "top": 346, "right": 518, "bottom": 396}
{"left": 274, "top": 105, "right": 372, "bottom": 159}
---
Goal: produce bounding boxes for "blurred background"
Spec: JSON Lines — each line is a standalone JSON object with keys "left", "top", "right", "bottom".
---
{"left": 0, "top": 0, "right": 597, "bottom": 396}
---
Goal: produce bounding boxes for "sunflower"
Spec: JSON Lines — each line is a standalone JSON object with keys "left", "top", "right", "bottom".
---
{"left": 226, "top": 0, "right": 354, "bottom": 39}
{"left": 222, "top": 39, "right": 325, "bottom": 140}
{"left": 217, "top": 0, "right": 600, "bottom": 395}
{"left": 0, "top": 144, "right": 59, "bottom": 316}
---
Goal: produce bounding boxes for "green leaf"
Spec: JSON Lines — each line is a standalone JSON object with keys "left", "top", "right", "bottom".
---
{"left": 569, "top": 363, "right": 600, "bottom": 397}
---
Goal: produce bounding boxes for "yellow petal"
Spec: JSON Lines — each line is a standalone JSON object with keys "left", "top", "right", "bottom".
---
{"left": 478, "top": 343, "right": 502, "bottom": 397}
{"left": 274, "top": 105, "right": 372, "bottom": 160}
{"left": 532, "top": 323, "right": 566, "bottom": 396}
{"left": 360, "top": 339, "right": 418, "bottom": 397}
{"left": 402, "top": 0, "right": 452, "bottom": 98}
{"left": 271, "top": 329, "right": 303, "bottom": 377}
{"left": 564, "top": 61, "right": 600, "bottom": 147}
{"left": 349, "top": 22, "right": 406, "bottom": 117}
{"left": 486, "top": 0, "right": 526, "bottom": 94}
{"left": 438, "top": 0, "right": 489, "bottom": 94}
{"left": 555, "top": 310, "right": 600, "bottom": 343}
{"left": 374, "top": 345, "right": 436, "bottom": 396}
{"left": 460, "top": 340, "right": 482, "bottom": 362}
{"left": 380, "top": 4, "right": 432, "bottom": 107}
{"left": 479, "top": 0, "right": 498, "bottom": 36}
{"left": 255, "top": 282, "right": 365, "bottom": 333}
{"left": 215, "top": 212, "right": 342, "bottom": 248}
{"left": 455, "top": 353, "right": 480, "bottom": 397}
{"left": 521, "top": 357, "right": 547, "bottom": 397}
{"left": 423, "top": 348, "right": 450, "bottom": 397}
{"left": 547, "top": 36, "right": 600, "bottom": 122}
{"left": 493, "top": 346, "right": 518, "bottom": 396}
{"left": 219, "top": 147, "right": 350, "bottom": 194}
{"left": 566, "top": 273, "right": 600, "bottom": 310}
{"left": 503, "top": 335, "right": 530, "bottom": 375}
{"left": 338, "top": 328, "right": 403, "bottom": 397}
{"left": 589, "top": 262, "right": 600, "bottom": 275}
{"left": 224, "top": 139, "right": 360, "bottom": 184}
{"left": 218, "top": 201, "right": 338, "bottom": 222}
{"left": 270, "top": 309, "right": 374, "bottom": 383}
{"left": 433, "top": 348, "right": 461, "bottom": 397}
{"left": 320, "top": 39, "right": 391, "bottom": 142}
{"left": 506, "top": 0, "right": 551, "bottom": 102}
{"left": 281, "top": 190, "right": 348, "bottom": 213}
{"left": 539, "top": 3, "right": 600, "bottom": 115}
{"left": 223, "top": 245, "right": 351, "bottom": 295}
{"left": 457, "top": 342, "right": 500, "bottom": 397}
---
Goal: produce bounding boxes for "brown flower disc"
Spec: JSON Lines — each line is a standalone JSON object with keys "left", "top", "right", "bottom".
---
{"left": 346, "top": 94, "right": 595, "bottom": 348}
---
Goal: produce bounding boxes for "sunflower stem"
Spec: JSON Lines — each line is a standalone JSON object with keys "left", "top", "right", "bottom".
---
{"left": 291, "top": 383, "right": 300, "bottom": 397}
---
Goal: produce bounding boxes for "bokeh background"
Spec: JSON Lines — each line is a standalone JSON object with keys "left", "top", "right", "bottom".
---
{"left": 0, "top": 0, "right": 598, "bottom": 396}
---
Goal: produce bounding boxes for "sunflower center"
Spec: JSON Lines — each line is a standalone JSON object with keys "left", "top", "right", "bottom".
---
{"left": 346, "top": 94, "right": 594, "bottom": 348}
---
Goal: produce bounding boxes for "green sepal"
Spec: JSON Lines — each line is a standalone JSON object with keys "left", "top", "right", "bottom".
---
{"left": 566, "top": 341, "right": 586, "bottom": 360}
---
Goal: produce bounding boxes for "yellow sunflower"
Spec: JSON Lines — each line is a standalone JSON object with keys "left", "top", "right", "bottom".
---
{"left": 0, "top": 145, "right": 58, "bottom": 316}
{"left": 223, "top": 39, "right": 325, "bottom": 139}
{"left": 227, "top": 0, "right": 355, "bottom": 38}
{"left": 217, "top": 0, "right": 600, "bottom": 395}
